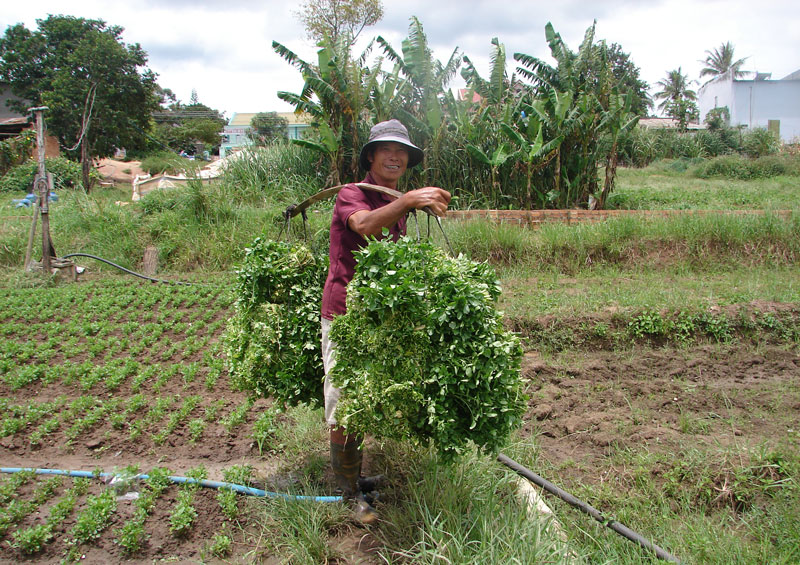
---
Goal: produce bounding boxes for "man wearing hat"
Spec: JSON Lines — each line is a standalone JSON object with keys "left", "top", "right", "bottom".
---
{"left": 321, "top": 119, "right": 451, "bottom": 521}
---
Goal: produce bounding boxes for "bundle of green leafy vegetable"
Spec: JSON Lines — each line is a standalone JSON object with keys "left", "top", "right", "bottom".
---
{"left": 330, "top": 236, "right": 526, "bottom": 460}
{"left": 224, "top": 238, "right": 326, "bottom": 407}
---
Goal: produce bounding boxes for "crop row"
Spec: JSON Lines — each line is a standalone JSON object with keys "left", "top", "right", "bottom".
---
{"left": 0, "top": 465, "right": 249, "bottom": 561}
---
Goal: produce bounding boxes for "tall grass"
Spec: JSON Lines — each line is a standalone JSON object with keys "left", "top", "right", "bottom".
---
{"left": 368, "top": 442, "right": 573, "bottom": 564}
{"left": 220, "top": 144, "right": 326, "bottom": 205}
{"left": 443, "top": 212, "right": 800, "bottom": 276}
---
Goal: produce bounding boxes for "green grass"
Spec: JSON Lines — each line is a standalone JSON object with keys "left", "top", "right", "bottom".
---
{"left": 611, "top": 161, "right": 800, "bottom": 210}
{"left": 500, "top": 266, "right": 800, "bottom": 319}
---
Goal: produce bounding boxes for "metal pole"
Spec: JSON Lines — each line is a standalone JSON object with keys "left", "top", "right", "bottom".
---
{"left": 497, "top": 453, "right": 681, "bottom": 563}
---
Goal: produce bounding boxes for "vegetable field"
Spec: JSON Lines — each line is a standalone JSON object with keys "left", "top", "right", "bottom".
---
{"left": 0, "top": 277, "right": 315, "bottom": 562}
{"left": 1, "top": 229, "right": 799, "bottom": 562}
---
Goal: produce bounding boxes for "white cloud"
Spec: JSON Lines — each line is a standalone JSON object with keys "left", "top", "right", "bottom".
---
{"left": 2, "top": 0, "right": 798, "bottom": 116}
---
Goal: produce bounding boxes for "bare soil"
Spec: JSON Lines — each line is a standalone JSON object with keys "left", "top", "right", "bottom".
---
{"left": 1, "top": 316, "right": 798, "bottom": 563}
{"left": 94, "top": 158, "right": 146, "bottom": 187}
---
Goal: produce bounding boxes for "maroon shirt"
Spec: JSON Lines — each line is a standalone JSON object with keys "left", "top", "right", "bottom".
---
{"left": 321, "top": 173, "right": 406, "bottom": 320}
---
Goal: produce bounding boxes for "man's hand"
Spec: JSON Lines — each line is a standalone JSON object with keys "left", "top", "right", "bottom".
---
{"left": 400, "top": 187, "right": 451, "bottom": 217}
{"left": 349, "top": 186, "right": 452, "bottom": 237}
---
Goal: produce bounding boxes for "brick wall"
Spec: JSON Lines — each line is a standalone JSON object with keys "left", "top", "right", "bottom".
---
{"left": 444, "top": 209, "right": 794, "bottom": 227}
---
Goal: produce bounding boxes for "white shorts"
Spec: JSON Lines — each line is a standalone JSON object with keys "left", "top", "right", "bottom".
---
{"left": 321, "top": 317, "right": 340, "bottom": 426}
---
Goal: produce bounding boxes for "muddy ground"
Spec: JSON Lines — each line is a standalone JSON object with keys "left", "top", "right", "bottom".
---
{"left": 2, "top": 334, "right": 798, "bottom": 563}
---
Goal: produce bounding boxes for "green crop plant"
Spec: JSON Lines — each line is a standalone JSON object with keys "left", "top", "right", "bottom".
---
{"left": 153, "top": 394, "right": 200, "bottom": 445}
{"left": 222, "top": 398, "right": 253, "bottom": 433}
{"left": 0, "top": 498, "right": 35, "bottom": 536}
{"left": 187, "top": 418, "right": 206, "bottom": 443}
{"left": 216, "top": 465, "right": 253, "bottom": 521}
{"left": 204, "top": 399, "right": 225, "bottom": 423}
{"left": 115, "top": 467, "right": 171, "bottom": 554}
{"left": 225, "top": 239, "right": 326, "bottom": 407}
{"left": 0, "top": 470, "right": 36, "bottom": 504}
{"left": 9, "top": 523, "right": 53, "bottom": 555}
{"left": 207, "top": 532, "right": 232, "bottom": 558}
{"left": 67, "top": 490, "right": 117, "bottom": 547}
{"left": 169, "top": 466, "right": 206, "bottom": 537}
{"left": 331, "top": 236, "right": 526, "bottom": 461}
{"left": 252, "top": 410, "right": 278, "bottom": 455}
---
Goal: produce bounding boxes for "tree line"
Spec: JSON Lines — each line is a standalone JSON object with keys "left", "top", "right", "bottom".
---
{"left": 0, "top": 5, "right": 759, "bottom": 209}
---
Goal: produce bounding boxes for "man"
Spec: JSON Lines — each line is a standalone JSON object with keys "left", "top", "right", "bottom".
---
{"left": 321, "top": 119, "right": 450, "bottom": 521}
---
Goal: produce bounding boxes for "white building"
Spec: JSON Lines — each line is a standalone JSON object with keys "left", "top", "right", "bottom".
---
{"left": 698, "top": 70, "right": 800, "bottom": 143}
{"left": 219, "top": 112, "right": 311, "bottom": 157}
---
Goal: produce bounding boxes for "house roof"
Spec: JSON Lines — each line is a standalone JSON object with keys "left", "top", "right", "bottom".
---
{"left": 228, "top": 112, "right": 311, "bottom": 126}
{"left": 638, "top": 117, "right": 705, "bottom": 130}
{"left": 780, "top": 69, "right": 800, "bottom": 81}
{"left": 457, "top": 89, "right": 482, "bottom": 103}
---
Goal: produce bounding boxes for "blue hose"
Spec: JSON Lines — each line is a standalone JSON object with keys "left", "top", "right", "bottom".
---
{"left": 0, "top": 467, "right": 341, "bottom": 503}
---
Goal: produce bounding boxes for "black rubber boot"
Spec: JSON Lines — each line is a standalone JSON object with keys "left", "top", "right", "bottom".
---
{"left": 330, "top": 428, "right": 378, "bottom": 524}
{"left": 330, "top": 433, "right": 361, "bottom": 498}
{"left": 357, "top": 474, "right": 386, "bottom": 494}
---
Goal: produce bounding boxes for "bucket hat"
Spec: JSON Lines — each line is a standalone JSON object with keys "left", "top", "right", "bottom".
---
{"left": 359, "top": 119, "right": 423, "bottom": 171}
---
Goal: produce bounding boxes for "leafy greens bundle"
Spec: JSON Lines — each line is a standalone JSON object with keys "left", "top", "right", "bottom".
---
{"left": 330, "top": 236, "right": 526, "bottom": 460}
{"left": 224, "top": 238, "right": 326, "bottom": 407}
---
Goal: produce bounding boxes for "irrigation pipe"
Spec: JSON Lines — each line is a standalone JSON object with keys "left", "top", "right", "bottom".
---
{"left": 61, "top": 253, "right": 199, "bottom": 286}
{"left": 0, "top": 467, "right": 341, "bottom": 503}
{"left": 497, "top": 453, "right": 681, "bottom": 563}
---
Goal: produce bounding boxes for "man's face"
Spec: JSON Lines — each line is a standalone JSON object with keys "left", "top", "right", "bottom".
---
{"left": 367, "top": 141, "right": 409, "bottom": 187}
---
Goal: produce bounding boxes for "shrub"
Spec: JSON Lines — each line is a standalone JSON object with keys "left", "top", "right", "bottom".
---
{"left": 0, "top": 157, "right": 99, "bottom": 192}
{"left": 694, "top": 155, "right": 754, "bottom": 179}
{"left": 742, "top": 127, "right": 780, "bottom": 158}
{"left": 694, "top": 154, "right": 799, "bottom": 180}
{"left": 0, "top": 130, "right": 35, "bottom": 176}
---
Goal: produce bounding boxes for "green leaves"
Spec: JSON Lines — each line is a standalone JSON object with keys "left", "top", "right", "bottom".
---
{"left": 224, "top": 239, "right": 326, "bottom": 407}
{"left": 330, "top": 237, "right": 526, "bottom": 462}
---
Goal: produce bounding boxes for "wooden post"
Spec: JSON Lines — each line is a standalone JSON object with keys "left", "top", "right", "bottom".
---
{"left": 30, "top": 106, "right": 54, "bottom": 273}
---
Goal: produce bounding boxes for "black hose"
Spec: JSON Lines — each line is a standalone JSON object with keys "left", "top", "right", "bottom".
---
{"left": 61, "top": 253, "right": 195, "bottom": 286}
{"left": 497, "top": 453, "right": 681, "bottom": 563}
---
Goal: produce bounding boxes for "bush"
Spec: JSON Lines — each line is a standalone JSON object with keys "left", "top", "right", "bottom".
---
{"left": 694, "top": 154, "right": 800, "bottom": 180}
{"left": 139, "top": 151, "right": 198, "bottom": 175}
{"left": 0, "top": 157, "right": 98, "bottom": 192}
{"left": 742, "top": 128, "right": 780, "bottom": 158}
{"left": 0, "top": 130, "right": 35, "bottom": 176}
{"left": 694, "top": 155, "right": 753, "bottom": 179}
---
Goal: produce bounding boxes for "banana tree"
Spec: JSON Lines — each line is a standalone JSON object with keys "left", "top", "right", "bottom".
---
{"left": 596, "top": 91, "right": 639, "bottom": 208}
{"left": 376, "top": 17, "right": 460, "bottom": 172}
{"left": 465, "top": 141, "right": 512, "bottom": 204}
{"left": 514, "top": 21, "right": 640, "bottom": 208}
{"left": 273, "top": 35, "right": 373, "bottom": 185}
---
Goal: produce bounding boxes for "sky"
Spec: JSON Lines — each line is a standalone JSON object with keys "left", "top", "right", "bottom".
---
{"left": 2, "top": 0, "right": 798, "bottom": 119}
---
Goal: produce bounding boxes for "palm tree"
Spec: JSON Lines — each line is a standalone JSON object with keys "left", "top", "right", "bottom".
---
{"left": 700, "top": 42, "right": 748, "bottom": 84}
{"left": 654, "top": 68, "right": 698, "bottom": 131}
{"left": 654, "top": 67, "right": 696, "bottom": 112}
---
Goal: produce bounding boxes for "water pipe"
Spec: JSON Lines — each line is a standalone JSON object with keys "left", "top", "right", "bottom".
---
{"left": 0, "top": 467, "right": 341, "bottom": 503}
{"left": 497, "top": 453, "right": 681, "bottom": 563}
